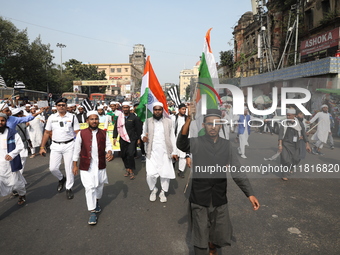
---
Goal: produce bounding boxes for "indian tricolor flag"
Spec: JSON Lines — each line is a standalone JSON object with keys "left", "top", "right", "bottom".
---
{"left": 193, "top": 28, "right": 222, "bottom": 136}
{"left": 136, "top": 56, "right": 169, "bottom": 122}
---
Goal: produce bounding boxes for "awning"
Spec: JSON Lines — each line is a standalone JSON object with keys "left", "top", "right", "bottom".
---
{"left": 316, "top": 88, "right": 340, "bottom": 95}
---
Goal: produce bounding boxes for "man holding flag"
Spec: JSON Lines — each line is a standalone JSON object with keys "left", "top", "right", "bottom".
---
{"left": 136, "top": 56, "right": 177, "bottom": 202}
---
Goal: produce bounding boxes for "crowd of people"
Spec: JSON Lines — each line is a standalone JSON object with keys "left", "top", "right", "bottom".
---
{"left": 0, "top": 95, "right": 337, "bottom": 254}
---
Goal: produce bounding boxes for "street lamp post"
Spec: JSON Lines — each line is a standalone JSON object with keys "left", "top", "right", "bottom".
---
{"left": 56, "top": 43, "right": 66, "bottom": 75}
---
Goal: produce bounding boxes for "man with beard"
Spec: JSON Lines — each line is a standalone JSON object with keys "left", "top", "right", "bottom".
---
{"left": 27, "top": 107, "right": 45, "bottom": 158}
{"left": 177, "top": 108, "right": 260, "bottom": 255}
{"left": 104, "top": 101, "right": 120, "bottom": 130}
{"left": 72, "top": 111, "right": 113, "bottom": 225}
{"left": 76, "top": 105, "right": 87, "bottom": 123}
{"left": 307, "top": 105, "right": 331, "bottom": 155}
{"left": 0, "top": 113, "right": 27, "bottom": 205}
{"left": 113, "top": 102, "right": 142, "bottom": 179}
{"left": 141, "top": 102, "right": 178, "bottom": 202}
{"left": 279, "top": 108, "right": 311, "bottom": 180}
{"left": 97, "top": 106, "right": 106, "bottom": 123}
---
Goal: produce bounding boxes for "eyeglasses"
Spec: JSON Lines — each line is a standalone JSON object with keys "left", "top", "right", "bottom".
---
{"left": 57, "top": 104, "right": 66, "bottom": 107}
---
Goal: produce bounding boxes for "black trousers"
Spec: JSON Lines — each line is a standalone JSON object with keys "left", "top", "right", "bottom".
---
{"left": 120, "top": 139, "right": 137, "bottom": 170}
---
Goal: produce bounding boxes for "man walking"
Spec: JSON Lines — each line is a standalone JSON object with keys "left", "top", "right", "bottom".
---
{"left": 113, "top": 102, "right": 142, "bottom": 179}
{"left": 177, "top": 108, "right": 260, "bottom": 255}
{"left": 142, "top": 102, "right": 178, "bottom": 203}
{"left": 72, "top": 111, "right": 113, "bottom": 225}
{"left": 237, "top": 107, "right": 252, "bottom": 159}
{"left": 39, "top": 98, "right": 80, "bottom": 199}
{"left": 171, "top": 103, "right": 188, "bottom": 178}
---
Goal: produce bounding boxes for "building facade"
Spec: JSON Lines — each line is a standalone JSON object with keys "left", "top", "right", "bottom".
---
{"left": 129, "top": 44, "right": 146, "bottom": 73}
{"left": 178, "top": 61, "right": 200, "bottom": 99}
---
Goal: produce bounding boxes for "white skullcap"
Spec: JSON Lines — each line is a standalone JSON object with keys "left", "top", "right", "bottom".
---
{"left": 25, "top": 104, "right": 31, "bottom": 107}
{"left": 287, "top": 108, "right": 296, "bottom": 114}
{"left": 122, "top": 102, "right": 131, "bottom": 106}
{"left": 87, "top": 110, "right": 99, "bottom": 118}
{"left": 69, "top": 104, "right": 75, "bottom": 107}
{"left": 109, "top": 101, "right": 116, "bottom": 105}
{"left": 30, "top": 106, "right": 35, "bottom": 109}
{"left": 104, "top": 104, "right": 107, "bottom": 106}
{"left": 52, "top": 107, "right": 57, "bottom": 110}
{"left": 11, "top": 108, "right": 22, "bottom": 115}
{"left": 117, "top": 102, "right": 121, "bottom": 106}
{"left": 97, "top": 106, "right": 104, "bottom": 110}
{"left": 33, "top": 104, "right": 38, "bottom": 106}
{"left": 321, "top": 104, "right": 328, "bottom": 109}
{"left": 0, "top": 103, "right": 9, "bottom": 111}
{"left": 130, "top": 107, "right": 134, "bottom": 110}
{"left": 153, "top": 102, "right": 163, "bottom": 108}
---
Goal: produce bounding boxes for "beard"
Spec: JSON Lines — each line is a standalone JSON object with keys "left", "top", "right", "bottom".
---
{"left": 153, "top": 113, "right": 163, "bottom": 120}
{"left": 0, "top": 126, "right": 6, "bottom": 134}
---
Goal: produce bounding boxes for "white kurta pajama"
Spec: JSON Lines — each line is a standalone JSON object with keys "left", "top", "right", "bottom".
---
{"left": 171, "top": 115, "right": 187, "bottom": 172}
{"left": 73, "top": 129, "right": 112, "bottom": 211}
{"left": 0, "top": 130, "right": 26, "bottom": 197}
{"left": 310, "top": 112, "right": 331, "bottom": 149}
{"left": 142, "top": 119, "right": 176, "bottom": 192}
{"left": 27, "top": 114, "right": 45, "bottom": 154}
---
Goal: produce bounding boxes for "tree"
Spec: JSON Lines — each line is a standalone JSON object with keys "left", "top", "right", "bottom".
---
{"left": 63, "top": 59, "right": 106, "bottom": 94}
{"left": 219, "top": 50, "right": 234, "bottom": 68}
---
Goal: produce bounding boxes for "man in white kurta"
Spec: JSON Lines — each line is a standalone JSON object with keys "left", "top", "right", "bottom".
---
{"left": 236, "top": 107, "right": 254, "bottom": 159}
{"left": 142, "top": 102, "right": 177, "bottom": 203}
{"left": 308, "top": 105, "right": 331, "bottom": 155}
{"left": 27, "top": 107, "right": 45, "bottom": 158}
{"left": 171, "top": 103, "right": 188, "bottom": 178}
{"left": 72, "top": 111, "right": 113, "bottom": 225}
{"left": 0, "top": 113, "right": 27, "bottom": 205}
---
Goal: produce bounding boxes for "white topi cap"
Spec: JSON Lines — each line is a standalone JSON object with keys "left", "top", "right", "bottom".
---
{"left": 321, "top": 104, "right": 328, "bottom": 109}
{"left": 287, "top": 108, "right": 296, "bottom": 114}
{"left": 87, "top": 110, "right": 99, "bottom": 118}
{"left": 152, "top": 102, "right": 163, "bottom": 108}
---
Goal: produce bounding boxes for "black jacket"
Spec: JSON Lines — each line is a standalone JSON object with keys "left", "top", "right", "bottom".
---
{"left": 113, "top": 113, "right": 142, "bottom": 141}
{"left": 177, "top": 132, "right": 254, "bottom": 207}
{"left": 76, "top": 113, "right": 87, "bottom": 123}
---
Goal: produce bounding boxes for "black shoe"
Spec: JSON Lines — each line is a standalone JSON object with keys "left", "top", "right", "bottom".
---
{"left": 57, "top": 176, "right": 66, "bottom": 192}
{"left": 177, "top": 171, "right": 185, "bottom": 178}
{"left": 66, "top": 189, "right": 74, "bottom": 200}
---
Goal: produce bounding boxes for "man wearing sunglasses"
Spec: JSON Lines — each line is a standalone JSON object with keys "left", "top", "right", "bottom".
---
{"left": 39, "top": 98, "right": 80, "bottom": 199}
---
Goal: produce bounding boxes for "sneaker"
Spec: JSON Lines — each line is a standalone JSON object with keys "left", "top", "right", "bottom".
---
{"left": 317, "top": 151, "right": 325, "bottom": 156}
{"left": 237, "top": 147, "right": 242, "bottom": 155}
{"left": 159, "top": 190, "right": 167, "bottom": 203}
{"left": 94, "top": 203, "right": 101, "bottom": 213}
{"left": 88, "top": 212, "right": 97, "bottom": 225}
{"left": 311, "top": 147, "right": 318, "bottom": 155}
{"left": 241, "top": 154, "right": 247, "bottom": 159}
{"left": 141, "top": 155, "right": 146, "bottom": 163}
{"left": 149, "top": 187, "right": 158, "bottom": 202}
{"left": 177, "top": 171, "right": 185, "bottom": 178}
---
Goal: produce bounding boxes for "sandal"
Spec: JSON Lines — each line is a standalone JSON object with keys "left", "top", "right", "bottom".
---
{"left": 129, "top": 171, "right": 135, "bottom": 180}
{"left": 30, "top": 154, "right": 36, "bottom": 159}
{"left": 124, "top": 169, "right": 130, "bottom": 177}
{"left": 209, "top": 242, "right": 218, "bottom": 255}
{"left": 18, "top": 195, "right": 26, "bottom": 205}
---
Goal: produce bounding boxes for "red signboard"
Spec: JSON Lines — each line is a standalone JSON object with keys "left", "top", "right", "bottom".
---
{"left": 300, "top": 27, "right": 340, "bottom": 56}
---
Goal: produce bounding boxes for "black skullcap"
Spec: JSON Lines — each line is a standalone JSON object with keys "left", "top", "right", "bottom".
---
{"left": 55, "top": 98, "right": 68, "bottom": 104}
{"left": 205, "top": 109, "right": 222, "bottom": 118}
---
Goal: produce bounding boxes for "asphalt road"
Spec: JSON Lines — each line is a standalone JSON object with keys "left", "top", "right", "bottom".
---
{"left": 0, "top": 132, "right": 339, "bottom": 255}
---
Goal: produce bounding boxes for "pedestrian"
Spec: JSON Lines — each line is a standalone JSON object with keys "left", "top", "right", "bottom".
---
{"left": 141, "top": 102, "right": 178, "bottom": 203}
{"left": 236, "top": 107, "right": 252, "bottom": 158}
{"left": 171, "top": 103, "right": 188, "bottom": 178}
{"left": 327, "top": 112, "right": 335, "bottom": 150}
{"left": 113, "top": 102, "right": 142, "bottom": 180}
{"left": 39, "top": 98, "right": 80, "bottom": 199}
{"left": 27, "top": 107, "right": 45, "bottom": 158}
{"left": 307, "top": 105, "right": 331, "bottom": 155}
{"left": 76, "top": 105, "right": 87, "bottom": 123}
{"left": 97, "top": 106, "right": 106, "bottom": 123}
{"left": 0, "top": 113, "right": 27, "bottom": 205}
{"left": 104, "top": 101, "right": 119, "bottom": 130}
{"left": 177, "top": 108, "right": 260, "bottom": 255}
{"left": 134, "top": 103, "right": 146, "bottom": 162}
{"left": 278, "top": 108, "right": 311, "bottom": 181}
{"left": 12, "top": 109, "right": 30, "bottom": 174}
{"left": 72, "top": 111, "right": 114, "bottom": 225}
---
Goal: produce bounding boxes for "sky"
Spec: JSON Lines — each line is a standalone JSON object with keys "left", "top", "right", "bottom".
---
{"left": 1, "top": 0, "right": 253, "bottom": 85}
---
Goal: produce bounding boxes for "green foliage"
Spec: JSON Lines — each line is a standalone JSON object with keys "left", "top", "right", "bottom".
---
{"left": 219, "top": 50, "right": 234, "bottom": 68}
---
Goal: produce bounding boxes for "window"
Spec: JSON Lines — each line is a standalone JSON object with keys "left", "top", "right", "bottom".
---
{"left": 305, "top": 9, "right": 313, "bottom": 30}
{"left": 322, "top": 0, "right": 330, "bottom": 15}
{"left": 117, "top": 68, "right": 121, "bottom": 73}
{"left": 110, "top": 68, "right": 115, "bottom": 73}
{"left": 125, "top": 68, "right": 129, "bottom": 72}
